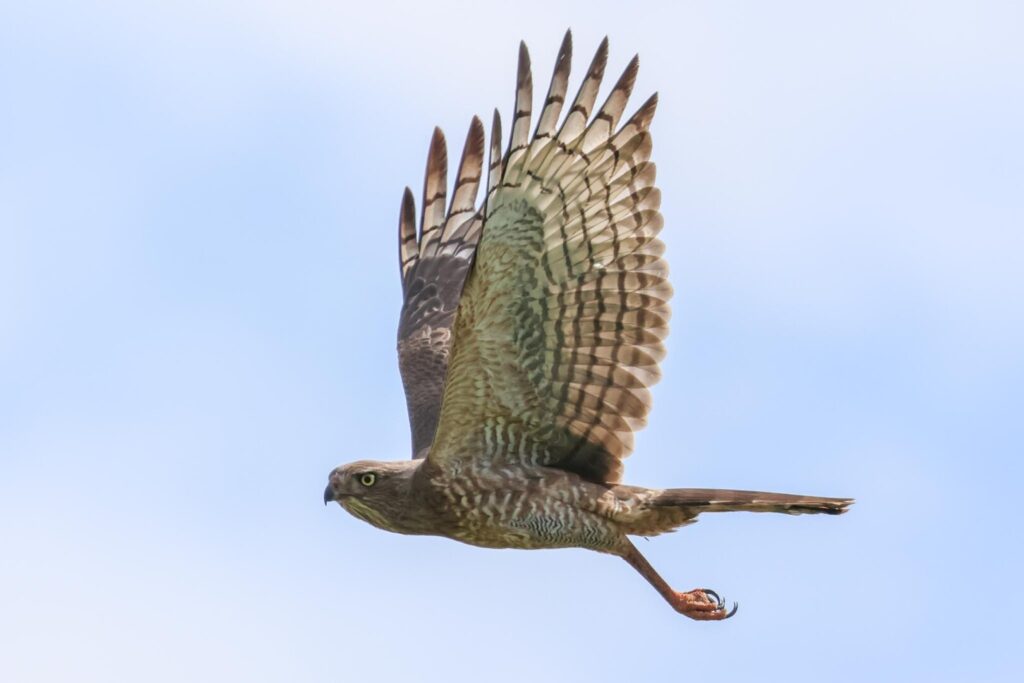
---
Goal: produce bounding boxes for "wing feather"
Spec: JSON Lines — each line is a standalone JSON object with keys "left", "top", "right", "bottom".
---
{"left": 397, "top": 119, "right": 486, "bottom": 459}
{"left": 398, "top": 187, "right": 418, "bottom": 284}
{"left": 503, "top": 42, "right": 534, "bottom": 187}
{"left": 534, "top": 30, "right": 572, "bottom": 141}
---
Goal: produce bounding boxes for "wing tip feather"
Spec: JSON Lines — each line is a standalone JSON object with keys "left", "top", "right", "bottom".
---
{"left": 560, "top": 28, "right": 573, "bottom": 55}
{"left": 517, "top": 40, "right": 532, "bottom": 92}
{"left": 398, "top": 186, "right": 418, "bottom": 282}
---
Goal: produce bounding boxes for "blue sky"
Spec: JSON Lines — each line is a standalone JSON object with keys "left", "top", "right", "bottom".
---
{"left": 2, "top": 1, "right": 1022, "bottom": 681}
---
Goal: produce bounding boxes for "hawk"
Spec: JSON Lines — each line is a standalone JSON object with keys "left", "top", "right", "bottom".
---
{"left": 324, "top": 32, "right": 852, "bottom": 621}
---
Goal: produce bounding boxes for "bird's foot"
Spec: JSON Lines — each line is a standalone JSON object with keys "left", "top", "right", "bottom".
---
{"left": 671, "top": 588, "right": 738, "bottom": 621}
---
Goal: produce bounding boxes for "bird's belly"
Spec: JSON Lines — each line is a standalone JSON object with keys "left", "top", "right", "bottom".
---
{"left": 429, "top": 465, "right": 623, "bottom": 551}
{"left": 446, "top": 497, "right": 620, "bottom": 551}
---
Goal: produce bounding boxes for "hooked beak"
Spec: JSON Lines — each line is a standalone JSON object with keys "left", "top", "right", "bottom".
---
{"left": 323, "top": 483, "right": 334, "bottom": 506}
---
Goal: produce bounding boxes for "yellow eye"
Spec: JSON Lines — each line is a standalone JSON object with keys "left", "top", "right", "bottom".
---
{"left": 359, "top": 473, "right": 377, "bottom": 487}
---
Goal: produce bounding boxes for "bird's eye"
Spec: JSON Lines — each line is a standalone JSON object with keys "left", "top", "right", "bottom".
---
{"left": 359, "top": 473, "right": 377, "bottom": 487}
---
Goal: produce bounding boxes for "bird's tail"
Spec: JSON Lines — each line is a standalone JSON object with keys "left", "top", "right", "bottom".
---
{"left": 651, "top": 488, "right": 853, "bottom": 515}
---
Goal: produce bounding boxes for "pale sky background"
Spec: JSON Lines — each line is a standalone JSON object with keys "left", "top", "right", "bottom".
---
{"left": 2, "top": 1, "right": 1022, "bottom": 681}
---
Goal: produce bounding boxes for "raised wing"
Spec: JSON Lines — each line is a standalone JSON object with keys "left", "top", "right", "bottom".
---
{"left": 427, "top": 33, "right": 669, "bottom": 485}
{"left": 397, "top": 118, "right": 486, "bottom": 459}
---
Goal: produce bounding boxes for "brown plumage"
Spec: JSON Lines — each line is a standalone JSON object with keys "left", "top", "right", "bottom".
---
{"left": 326, "top": 31, "right": 852, "bottom": 621}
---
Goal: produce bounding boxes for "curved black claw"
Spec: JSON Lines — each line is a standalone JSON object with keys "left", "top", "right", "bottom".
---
{"left": 724, "top": 602, "right": 739, "bottom": 619}
{"left": 702, "top": 588, "right": 721, "bottom": 606}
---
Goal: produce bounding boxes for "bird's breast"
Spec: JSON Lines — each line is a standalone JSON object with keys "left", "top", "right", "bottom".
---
{"left": 425, "top": 465, "right": 620, "bottom": 551}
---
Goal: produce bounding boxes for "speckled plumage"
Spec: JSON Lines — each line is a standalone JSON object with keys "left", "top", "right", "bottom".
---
{"left": 325, "top": 32, "right": 852, "bottom": 621}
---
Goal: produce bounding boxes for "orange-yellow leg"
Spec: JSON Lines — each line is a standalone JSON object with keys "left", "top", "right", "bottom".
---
{"left": 621, "top": 540, "right": 738, "bottom": 621}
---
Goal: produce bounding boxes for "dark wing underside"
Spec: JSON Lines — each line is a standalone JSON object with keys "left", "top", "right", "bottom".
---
{"left": 397, "top": 120, "right": 488, "bottom": 458}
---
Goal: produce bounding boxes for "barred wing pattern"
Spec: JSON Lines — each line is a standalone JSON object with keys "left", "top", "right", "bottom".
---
{"left": 428, "top": 34, "right": 670, "bottom": 485}
{"left": 397, "top": 119, "right": 486, "bottom": 459}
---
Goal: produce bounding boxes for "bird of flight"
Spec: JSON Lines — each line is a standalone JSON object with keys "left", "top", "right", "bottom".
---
{"left": 324, "top": 31, "right": 852, "bottom": 621}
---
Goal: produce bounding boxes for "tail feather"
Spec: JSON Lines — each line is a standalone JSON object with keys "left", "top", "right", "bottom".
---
{"left": 652, "top": 488, "right": 853, "bottom": 516}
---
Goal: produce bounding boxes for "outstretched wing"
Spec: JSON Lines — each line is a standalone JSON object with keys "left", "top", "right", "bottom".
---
{"left": 397, "top": 118, "right": 486, "bottom": 459}
{"left": 427, "top": 33, "right": 669, "bottom": 485}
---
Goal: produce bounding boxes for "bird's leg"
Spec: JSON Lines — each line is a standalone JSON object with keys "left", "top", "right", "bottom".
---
{"left": 619, "top": 539, "right": 737, "bottom": 621}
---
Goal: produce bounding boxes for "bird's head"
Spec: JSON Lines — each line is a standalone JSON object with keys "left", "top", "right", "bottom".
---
{"left": 323, "top": 459, "right": 421, "bottom": 532}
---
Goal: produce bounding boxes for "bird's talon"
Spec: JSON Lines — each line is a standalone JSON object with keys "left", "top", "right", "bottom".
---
{"left": 672, "top": 587, "right": 736, "bottom": 620}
